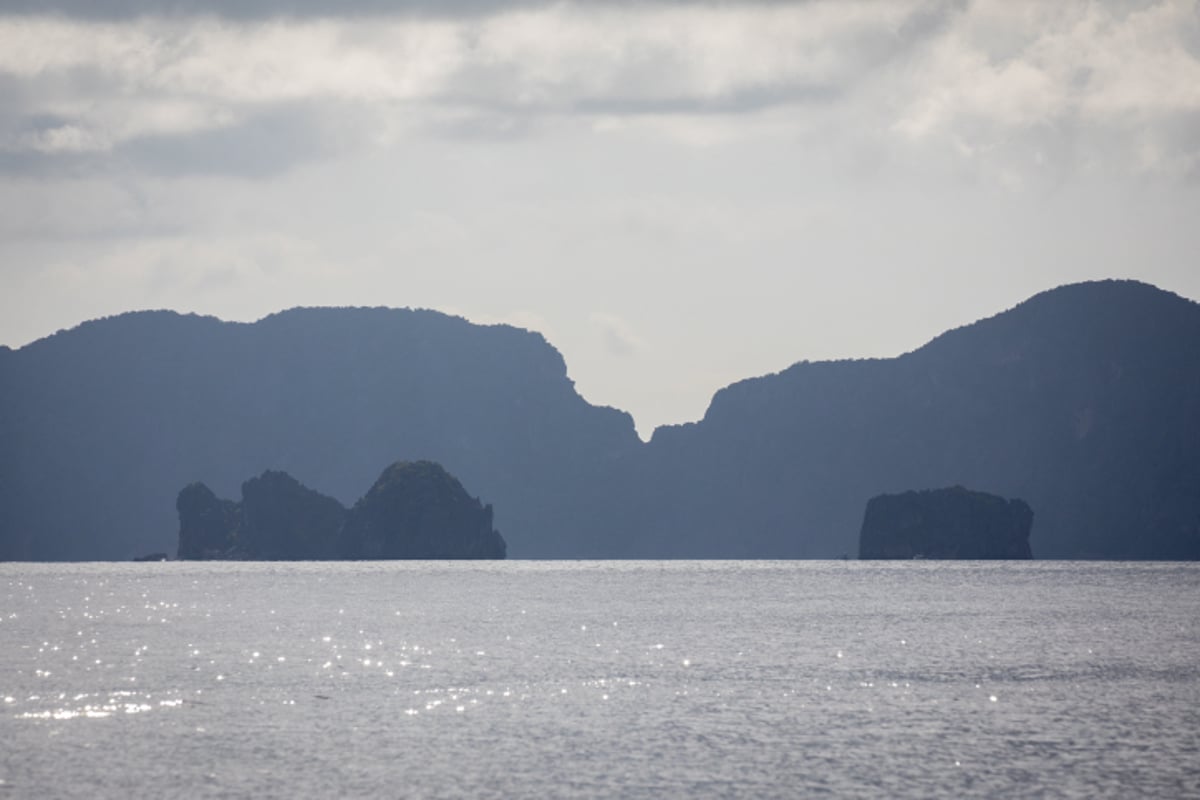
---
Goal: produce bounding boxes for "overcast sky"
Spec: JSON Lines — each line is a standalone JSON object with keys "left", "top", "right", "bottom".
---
{"left": 2, "top": 0, "right": 1198, "bottom": 436}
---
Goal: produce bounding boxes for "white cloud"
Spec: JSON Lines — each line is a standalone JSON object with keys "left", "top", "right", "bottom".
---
{"left": 1, "top": 1, "right": 1196, "bottom": 179}
{"left": 17, "top": 123, "right": 107, "bottom": 153}
{"left": 891, "top": 0, "right": 1200, "bottom": 177}
{"left": 0, "top": 3, "right": 928, "bottom": 160}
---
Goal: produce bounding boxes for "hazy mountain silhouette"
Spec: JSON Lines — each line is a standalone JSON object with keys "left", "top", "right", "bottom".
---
{"left": 1, "top": 279, "right": 1197, "bottom": 560}
{"left": 0, "top": 308, "right": 638, "bottom": 560}
{"left": 630, "top": 280, "right": 1200, "bottom": 558}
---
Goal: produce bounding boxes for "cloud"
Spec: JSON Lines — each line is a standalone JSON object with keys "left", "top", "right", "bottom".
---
{"left": 3, "top": 0, "right": 1199, "bottom": 437}
{"left": 0, "top": 0, "right": 554, "bottom": 21}
{"left": 890, "top": 0, "right": 1200, "bottom": 180}
{"left": 0, "top": 3, "right": 944, "bottom": 172}
{"left": 0, "top": 15, "right": 464, "bottom": 173}
{"left": 0, "top": 0, "right": 1196, "bottom": 182}
{"left": 590, "top": 312, "right": 643, "bottom": 358}
{"left": 119, "top": 104, "right": 344, "bottom": 177}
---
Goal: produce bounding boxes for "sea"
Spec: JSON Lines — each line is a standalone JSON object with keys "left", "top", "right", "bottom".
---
{"left": 1, "top": 561, "right": 1198, "bottom": 799}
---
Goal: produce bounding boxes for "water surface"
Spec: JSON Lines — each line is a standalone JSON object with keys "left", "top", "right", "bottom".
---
{"left": 2, "top": 561, "right": 1198, "bottom": 798}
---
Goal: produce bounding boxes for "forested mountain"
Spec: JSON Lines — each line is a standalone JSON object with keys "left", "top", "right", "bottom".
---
{"left": 0, "top": 308, "right": 638, "bottom": 560}
{"left": 631, "top": 280, "right": 1200, "bottom": 558}
{"left": 2, "top": 279, "right": 1198, "bottom": 560}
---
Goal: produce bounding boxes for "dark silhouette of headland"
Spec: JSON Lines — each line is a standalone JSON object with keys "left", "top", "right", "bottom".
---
{"left": 2, "top": 279, "right": 1198, "bottom": 560}
{"left": 858, "top": 487, "right": 1033, "bottom": 559}
{"left": 178, "top": 461, "right": 506, "bottom": 560}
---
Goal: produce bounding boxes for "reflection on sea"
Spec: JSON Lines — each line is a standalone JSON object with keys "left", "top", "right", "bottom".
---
{"left": 2, "top": 560, "right": 1199, "bottom": 798}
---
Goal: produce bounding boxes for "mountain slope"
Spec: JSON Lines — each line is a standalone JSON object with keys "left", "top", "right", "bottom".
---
{"left": 0, "top": 308, "right": 639, "bottom": 560}
{"left": 635, "top": 280, "right": 1200, "bottom": 558}
{"left": 2, "top": 280, "right": 1198, "bottom": 560}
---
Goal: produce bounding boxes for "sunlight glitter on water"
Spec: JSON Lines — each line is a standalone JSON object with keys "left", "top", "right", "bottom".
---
{"left": 3, "top": 561, "right": 1200, "bottom": 799}
{"left": 15, "top": 692, "right": 186, "bottom": 721}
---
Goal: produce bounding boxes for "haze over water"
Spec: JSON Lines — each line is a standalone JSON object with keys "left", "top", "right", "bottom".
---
{"left": 2, "top": 561, "right": 1198, "bottom": 798}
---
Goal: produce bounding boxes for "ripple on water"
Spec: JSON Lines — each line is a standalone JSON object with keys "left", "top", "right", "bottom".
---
{"left": 1, "top": 561, "right": 1199, "bottom": 799}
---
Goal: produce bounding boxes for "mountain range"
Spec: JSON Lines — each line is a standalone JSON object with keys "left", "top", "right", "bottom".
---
{"left": 2, "top": 279, "right": 1197, "bottom": 560}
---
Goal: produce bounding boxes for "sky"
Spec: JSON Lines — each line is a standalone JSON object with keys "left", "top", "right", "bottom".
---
{"left": 1, "top": 0, "right": 1198, "bottom": 437}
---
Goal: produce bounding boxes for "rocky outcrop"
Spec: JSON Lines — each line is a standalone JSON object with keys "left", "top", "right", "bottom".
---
{"left": 341, "top": 461, "right": 507, "bottom": 559}
{"left": 176, "top": 461, "right": 506, "bottom": 560}
{"left": 858, "top": 486, "right": 1033, "bottom": 559}
{"left": 176, "top": 483, "right": 241, "bottom": 560}
{"left": 239, "top": 471, "right": 346, "bottom": 560}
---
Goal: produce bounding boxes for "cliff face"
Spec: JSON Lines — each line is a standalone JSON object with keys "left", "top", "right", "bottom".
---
{"left": 176, "top": 483, "right": 241, "bottom": 560}
{"left": 341, "top": 461, "right": 506, "bottom": 560}
{"left": 177, "top": 473, "right": 342, "bottom": 560}
{"left": 858, "top": 487, "right": 1033, "bottom": 560}
{"left": 238, "top": 471, "right": 346, "bottom": 560}
{"left": 176, "top": 461, "right": 505, "bottom": 560}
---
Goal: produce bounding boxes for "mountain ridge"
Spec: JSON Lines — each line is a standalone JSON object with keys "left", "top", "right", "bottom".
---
{"left": 2, "top": 279, "right": 1197, "bottom": 560}
{"left": 0, "top": 304, "right": 639, "bottom": 559}
{"left": 635, "top": 279, "right": 1200, "bottom": 558}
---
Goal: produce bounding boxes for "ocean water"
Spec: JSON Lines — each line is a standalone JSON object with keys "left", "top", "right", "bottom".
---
{"left": 1, "top": 561, "right": 1198, "bottom": 799}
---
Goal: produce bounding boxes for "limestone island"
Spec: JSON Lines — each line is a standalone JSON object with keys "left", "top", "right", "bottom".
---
{"left": 858, "top": 486, "right": 1033, "bottom": 559}
{"left": 177, "top": 460, "right": 506, "bottom": 560}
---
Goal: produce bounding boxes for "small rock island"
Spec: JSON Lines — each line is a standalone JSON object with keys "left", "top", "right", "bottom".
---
{"left": 858, "top": 486, "right": 1033, "bottom": 559}
{"left": 177, "top": 461, "right": 506, "bottom": 560}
